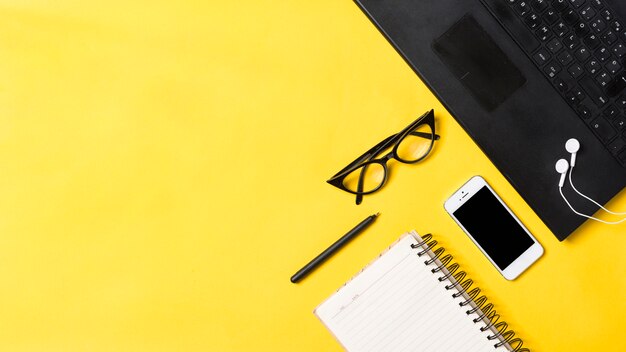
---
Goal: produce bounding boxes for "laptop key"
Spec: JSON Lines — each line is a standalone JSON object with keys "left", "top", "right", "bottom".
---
{"left": 555, "top": 77, "right": 568, "bottom": 91}
{"left": 546, "top": 38, "right": 563, "bottom": 54}
{"left": 605, "top": 59, "right": 621, "bottom": 75}
{"left": 600, "top": 9, "right": 613, "bottom": 21}
{"left": 566, "top": 91, "right": 579, "bottom": 105}
{"left": 555, "top": 70, "right": 578, "bottom": 91}
{"left": 584, "top": 34, "right": 600, "bottom": 49}
{"left": 580, "top": 75, "right": 608, "bottom": 106}
{"left": 533, "top": 48, "right": 551, "bottom": 65}
{"left": 612, "top": 115, "right": 626, "bottom": 130}
{"left": 596, "top": 71, "right": 611, "bottom": 87}
{"left": 601, "top": 30, "right": 617, "bottom": 45}
{"left": 591, "top": 18, "right": 607, "bottom": 33}
{"left": 577, "top": 103, "right": 593, "bottom": 119}
{"left": 575, "top": 22, "right": 590, "bottom": 37}
{"left": 608, "top": 137, "right": 626, "bottom": 154}
{"left": 589, "top": 0, "right": 604, "bottom": 9}
{"left": 554, "top": 22, "right": 568, "bottom": 37}
{"left": 568, "top": 63, "right": 584, "bottom": 78}
{"left": 557, "top": 51, "right": 573, "bottom": 65}
{"left": 536, "top": 26, "right": 552, "bottom": 41}
{"left": 544, "top": 60, "right": 561, "bottom": 78}
{"left": 597, "top": 47, "right": 611, "bottom": 61}
{"left": 544, "top": 9, "right": 559, "bottom": 24}
{"left": 569, "top": 0, "right": 585, "bottom": 8}
{"left": 581, "top": 6, "right": 596, "bottom": 21}
{"left": 525, "top": 13, "right": 542, "bottom": 29}
{"left": 604, "top": 105, "right": 618, "bottom": 119}
{"left": 565, "top": 86, "right": 584, "bottom": 105}
{"left": 574, "top": 47, "right": 590, "bottom": 61}
{"left": 585, "top": 59, "right": 601, "bottom": 74}
{"left": 564, "top": 34, "right": 579, "bottom": 49}
{"left": 613, "top": 43, "right": 626, "bottom": 58}
{"left": 530, "top": 0, "right": 548, "bottom": 12}
{"left": 606, "top": 73, "right": 626, "bottom": 97}
{"left": 571, "top": 86, "right": 585, "bottom": 101}
{"left": 590, "top": 117, "right": 616, "bottom": 142}
{"left": 546, "top": 38, "right": 563, "bottom": 52}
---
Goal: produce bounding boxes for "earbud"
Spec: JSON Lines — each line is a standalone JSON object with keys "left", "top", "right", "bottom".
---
{"left": 565, "top": 138, "right": 580, "bottom": 167}
{"left": 555, "top": 158, "right": 569, "bottom": 188}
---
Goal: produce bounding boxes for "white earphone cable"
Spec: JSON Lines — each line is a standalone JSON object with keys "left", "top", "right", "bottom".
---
{"left": 559, "top": 187, "right": 626, "bottom": 225}
{"left": 568, "top": 165, "right": 626, "bottom": 216}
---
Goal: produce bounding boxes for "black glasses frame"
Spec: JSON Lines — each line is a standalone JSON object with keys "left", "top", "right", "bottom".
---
{"left": 327, "top": 109, "right": 439, "bottom": 204}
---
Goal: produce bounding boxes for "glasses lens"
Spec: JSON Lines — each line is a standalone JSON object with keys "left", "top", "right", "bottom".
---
{"left": 341, "top": 163, "right": 385, "bottom": 194}
{"left": 396, "top": 123, "right": 434, "bottom": 162}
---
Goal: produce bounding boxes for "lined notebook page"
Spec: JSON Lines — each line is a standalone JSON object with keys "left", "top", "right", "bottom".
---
{"left": 315, "top": 233, "right": 496, "bottom": 352}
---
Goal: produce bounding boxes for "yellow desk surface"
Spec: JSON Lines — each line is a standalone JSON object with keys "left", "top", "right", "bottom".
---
{"left": 0, "top": 1, "right": 624, "bottom": 351}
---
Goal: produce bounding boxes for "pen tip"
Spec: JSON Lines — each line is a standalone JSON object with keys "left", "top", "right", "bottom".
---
{"left": 375, "top": 212, "right": 380, "bottom": 217}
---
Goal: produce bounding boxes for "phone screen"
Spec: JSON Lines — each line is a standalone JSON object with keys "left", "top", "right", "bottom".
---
{"left": 453, "top": 186, "right": 534, "bottom": 270}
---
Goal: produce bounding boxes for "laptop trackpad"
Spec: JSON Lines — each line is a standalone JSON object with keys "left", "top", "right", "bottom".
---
{"left": 432, "top": 15, "right": 526, "bottom": 111}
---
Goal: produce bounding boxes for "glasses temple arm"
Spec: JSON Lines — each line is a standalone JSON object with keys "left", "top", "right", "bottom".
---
{"left": 330, "top": 115, "right": 437, "bottom": 180}
{"left": 409, "top": 131, "right": 440, "bottom": 140}
{"left": 355, "top": 140, "right": 393, "bottom": 204}
{"left": 355, "top": 164, "right": 369, "bottom": 205}
{"left": 328, "top": 133, "right": 400, "bottom": 181}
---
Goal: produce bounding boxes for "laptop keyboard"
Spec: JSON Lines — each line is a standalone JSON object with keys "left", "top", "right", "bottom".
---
{"left": 481, "top": 0, "right": 626, "bottom": 166}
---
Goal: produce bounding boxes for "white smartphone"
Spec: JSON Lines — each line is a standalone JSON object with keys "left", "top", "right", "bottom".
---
{"left": 444, "top": 176, "right": 543, "bottom": 280}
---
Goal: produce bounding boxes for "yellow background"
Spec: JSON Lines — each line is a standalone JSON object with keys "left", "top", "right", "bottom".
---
{"left": 0, "top": 1, "right": 624, "bottom": 351}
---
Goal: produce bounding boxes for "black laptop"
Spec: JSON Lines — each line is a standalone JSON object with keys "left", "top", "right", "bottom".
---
{"left": 353, "top": 0, "right": 626, "bottom": 240}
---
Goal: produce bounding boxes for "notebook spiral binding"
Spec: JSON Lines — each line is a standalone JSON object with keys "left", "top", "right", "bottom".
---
{"left": 410, "top": 233, "right": 530, "bottom": 352}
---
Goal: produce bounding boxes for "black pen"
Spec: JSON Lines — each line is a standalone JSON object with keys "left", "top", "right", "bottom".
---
{"left": 290, "top": 213, "right": 380, "bottom": 283}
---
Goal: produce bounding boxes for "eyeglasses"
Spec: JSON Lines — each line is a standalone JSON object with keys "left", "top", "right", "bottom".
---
{"left": 327, "top": 109, "right": 439, "bottom": 204}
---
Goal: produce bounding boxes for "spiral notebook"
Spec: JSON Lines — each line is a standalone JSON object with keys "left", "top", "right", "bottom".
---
{"left": 314, "top": 231, "right": 529, "bottom": 352}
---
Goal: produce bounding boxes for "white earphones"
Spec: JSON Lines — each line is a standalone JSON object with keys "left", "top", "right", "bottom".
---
{"left": 555, "top": 138, "right": 626, "bottom": 225}
{"left": 555, "top": 158, "right": 569, "bottom": 188}
{"left": 565, "top": 138, "right": 579, "bottom": 167}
